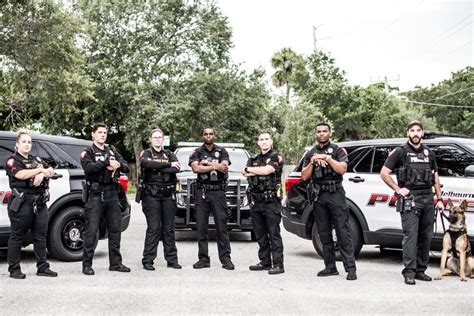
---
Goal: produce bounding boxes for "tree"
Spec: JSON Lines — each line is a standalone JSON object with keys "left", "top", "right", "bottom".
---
{"left": 404, "top": 66, "right": 473, "bottom": 137}
{"left": 158, "top": 67, "right": 271, "bottom": 152}
{"left": 0, "top": 0, "right": 94, "bottom": 132}
{"left": 76, "top": 0, "right": 233, "bottom": 165}
{"left": 270, "top": 48, "right": 307, "bottom": 104}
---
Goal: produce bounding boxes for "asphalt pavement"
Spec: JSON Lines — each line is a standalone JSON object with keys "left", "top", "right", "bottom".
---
{"left": 0, "top": 201, "right": 472, "bottom": 315}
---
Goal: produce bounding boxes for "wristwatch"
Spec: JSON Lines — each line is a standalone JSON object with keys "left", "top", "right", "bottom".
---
{"left": 244, "top": 167, "right": 249, "bottom": 173}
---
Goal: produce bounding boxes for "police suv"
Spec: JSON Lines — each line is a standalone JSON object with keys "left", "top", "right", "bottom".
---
{"left": 282, "top": 135, "right": 474, "bottom": 257}
{"left": 174, "top": 142, "right": 254, "bottom": 237}
{"left": 0, "top": 131, "right": 131, "bottom": 261}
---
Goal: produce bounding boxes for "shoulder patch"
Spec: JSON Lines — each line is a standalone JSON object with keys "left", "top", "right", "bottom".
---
{"left": 278, "top": 155, "right": 283, "bottom": 163}
{"left": 80, "top": 150, "right": 88, "bottom": 160}
{"left": 140, "top": 150, "right": 145, "bottom": 159}
{"left": 340, "top": 148, "right": 347, "bottom": 155}
{"left": 6, "top": 158, "right": 14, "bottom": 168}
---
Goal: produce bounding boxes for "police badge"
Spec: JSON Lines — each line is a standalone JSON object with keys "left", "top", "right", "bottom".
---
{"left": 327, "top": 148, "right": 334, "bottom": 154}
{"left": 423, "top": 149, "right": 429, "bottom": 156}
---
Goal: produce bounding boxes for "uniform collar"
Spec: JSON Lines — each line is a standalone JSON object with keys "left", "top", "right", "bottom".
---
{"left": 201, "top": 143, "right": 217, "bottom": 152}
{"left": 16, "top": 151, "right": 30, "bottom": 160}
{"left": 316, "top": 141, "right": 331, "bottom": 150}
{"left": 93, "top": 143, "right": 106, "bottom": 152}
{"left": 406, "top": 141, "right": 423, "bottom": 152}
{"left": 151, "top": 147, "right": 164, "bottom": 154}
{"left": 260, "top": 149, "right": 273, "bottom": 157}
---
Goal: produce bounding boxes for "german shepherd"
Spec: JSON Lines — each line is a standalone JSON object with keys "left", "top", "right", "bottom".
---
{"left": 435, "top": 200, "right": 473, "bottom": 282}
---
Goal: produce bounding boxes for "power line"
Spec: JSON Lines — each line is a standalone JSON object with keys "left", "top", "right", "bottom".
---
{"left": 402, "top": 99, "right": 474, "bottom": 109}
{"left": 427, "top": 85, "right": 474, "bottom": 102}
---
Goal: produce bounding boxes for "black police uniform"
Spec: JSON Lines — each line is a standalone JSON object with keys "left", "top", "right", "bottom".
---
{"left": 5, "top": 153, "right": 52, "bottom": 275}
{"left": 383, "top": 142, "right": 438, "bottom": 278}
{"left": 140, "top": 147, "right": 180, "bottom": 267}
{"left": 302, "top": 143, "right": 356, "bottom": 273}
{"left": 80, "top": 144, "right": 129, "bottom": 270}
{"left": 247, "top": 149, "right": 284, "bottom": 269}
{"left": 189, "top": 144, "right": 232, "bottom": 264}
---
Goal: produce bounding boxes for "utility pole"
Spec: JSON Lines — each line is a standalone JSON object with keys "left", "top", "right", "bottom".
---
{"left": 370, "top": 75, "right": 400, "bottom": 93}
{"left": 312, "top": 25, "right": 331, "bottom": 52}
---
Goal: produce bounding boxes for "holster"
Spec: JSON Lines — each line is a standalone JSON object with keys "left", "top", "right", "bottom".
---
{"left": 135, "top": 183, "right": 143, "bottom": 203}
{"left": 396, "top": 194, "right": 414, "bottom": 213}
{"left": 9, "top": 188, "right": 26, "bottom": 213}
{"left": 81, "top": 181, "right": 89, "bottom": 203}
{"left": 308, "top": 183, "right": 320, "bottom": 203}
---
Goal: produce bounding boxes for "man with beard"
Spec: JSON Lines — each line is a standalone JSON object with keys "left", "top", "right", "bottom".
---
{"left": 380, "top": 120, "right": 444, "bottom": 285}
{"left": 301, "top": 122, "right": 357, "bottom": 281}
{"left": 189, "top": 128, "right": 234, "bottom": 270}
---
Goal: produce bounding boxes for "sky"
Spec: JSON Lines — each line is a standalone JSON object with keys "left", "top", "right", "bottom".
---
{"left": 217, "top": 0, "right": 473, "bottom": 92}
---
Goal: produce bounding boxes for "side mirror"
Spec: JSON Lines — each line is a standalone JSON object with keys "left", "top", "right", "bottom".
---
{"left": 465, "top": 165, "right": 474, "bottom": 178}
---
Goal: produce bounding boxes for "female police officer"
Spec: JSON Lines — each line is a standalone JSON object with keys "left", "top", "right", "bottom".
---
{"left": 139, "top": 128, "right": 182, "bottom": 271}
{"left": 5, "top": 130, "right": 58, "bottom": 279}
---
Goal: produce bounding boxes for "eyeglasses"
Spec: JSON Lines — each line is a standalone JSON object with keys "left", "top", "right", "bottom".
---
{"left": 151, "top": 136, "right": 163, "bottom": 140}
{"left": 203, "top": 133, "right": 214, "bottom": 136}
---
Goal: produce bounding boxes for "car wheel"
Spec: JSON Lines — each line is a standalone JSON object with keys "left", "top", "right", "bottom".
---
{"left": 311, "top": 212, "right": 363, "bottom": 260}
{"left": 47, "top": 206, "right": 85, "bottom": 262}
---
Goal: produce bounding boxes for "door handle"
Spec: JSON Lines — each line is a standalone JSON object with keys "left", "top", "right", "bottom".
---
{"left": 348, "top": 176, "right": 365, "bottom": 183}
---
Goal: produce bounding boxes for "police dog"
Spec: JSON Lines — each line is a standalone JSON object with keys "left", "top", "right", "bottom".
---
{"left": 435, "top": 200, "right": 473, "bottom": 281}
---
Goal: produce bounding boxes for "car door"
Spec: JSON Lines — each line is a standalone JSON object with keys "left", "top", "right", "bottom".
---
{"left": 0, "top": 138, "right": 17, "bottom": 232}
{"left": 430, "top": 143, "right": 474, "bottom": 237}
{"left": 343, "top": 144, "right": 401, "bottom": 232}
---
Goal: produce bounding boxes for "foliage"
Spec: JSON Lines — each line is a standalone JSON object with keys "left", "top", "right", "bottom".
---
{"left": 404, "top": 66, "right": 473, "bottom": 137}
{"left": 0, "top": 0, "right": 94, "bottom": 132}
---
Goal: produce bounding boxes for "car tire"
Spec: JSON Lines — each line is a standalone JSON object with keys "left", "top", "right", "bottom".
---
{"left": 311, "top": 211, "right": 363, "bottom": 260}
{"left": 47, "top": 206, "right": 85, "bottom": 262}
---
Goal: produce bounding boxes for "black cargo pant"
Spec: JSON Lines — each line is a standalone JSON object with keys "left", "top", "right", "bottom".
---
{"left": 400, "top": 193, "right": 435, "bottom": 277}
{"left": 7, "top": 195, "right": 50, "bottom": 273}
{"left": 83, "top": 189, "right": 123, "bottom": 268}
{"left": 313, "top": 187, "right": 356, "bottom": 272}
{"left": 251, "top": 199, "right": 284, "bottom": 268}
{"left": 142, "top": 192, "right": 178, "bottom": 265}
{"left": 195, "top": 188, "right": 231, "bottom": 263}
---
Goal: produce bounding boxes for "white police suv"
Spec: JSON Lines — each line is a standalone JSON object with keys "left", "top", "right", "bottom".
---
{"left": 282, "top": 135, "right": 474, "bottom": 257}
{"left": 0, "top": 131, "right": 131, "bottom": 261}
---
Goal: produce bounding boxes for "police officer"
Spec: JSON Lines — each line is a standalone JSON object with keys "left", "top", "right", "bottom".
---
{"left": 139, "top": 128, "right": 182, "bottom": 271}
{"left": 301, "top": 122, "right": 357, "bottom": 281}
{"left": 5, "top": 130, "right": 58, "bottom": 279}
{"left": 80, "top": 123, "right": 130, "bottom": 275}
{"left": 243, "top": 131, "right": 284, "bottom": 275}
{"left": 380, "top": 120, "right": 444, "bottom": 285}
{"left": 189, "top": 128, "right": 234, "bottom": 270}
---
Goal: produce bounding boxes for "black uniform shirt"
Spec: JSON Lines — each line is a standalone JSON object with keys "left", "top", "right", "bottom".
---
{"left": 5, "top": 152, "right": 50, "bottom": 191}
{"left": 189, "top": 144, "right": 230, "bottom": 184}
{"left": 384, "top": 142, "right": 438, "bottom": 189}
{"left": 80, "top": 144, "right": 129, "bottom": 184}
{"left": 247, "top": 149, "right": 284, "bottom": 184}
{"left": 140, "top": 147, "right": 179, "bottom": 185}
{"left": 302, "top": 142, "right": 348, "bottom": 183}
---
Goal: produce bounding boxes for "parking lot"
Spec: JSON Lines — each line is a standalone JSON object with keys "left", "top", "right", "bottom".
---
{"left": 0, "top": 201, "right": 472, "bottom": 314}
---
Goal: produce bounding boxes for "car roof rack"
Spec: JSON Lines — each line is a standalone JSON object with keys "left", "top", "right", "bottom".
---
{"left": 423, "top": 131, "right": 470, "bottom": 139}
{"left": 177, "top": 142, "right": 245, "bottom": 148}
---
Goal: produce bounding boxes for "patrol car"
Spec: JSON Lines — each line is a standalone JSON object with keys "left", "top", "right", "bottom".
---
{"left": 282, "top": 135, "right": 474, "bottom": 257}
{"left": 0, "top": 131, "right": 131, "bottom": 261}
{"left": 174, "top": 142, "right": 254, "bottom": 238}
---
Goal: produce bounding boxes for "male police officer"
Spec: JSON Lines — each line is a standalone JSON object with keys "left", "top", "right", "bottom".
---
{"left": 189, "top": 128, "right": 234, "bottom": 270}
{"left": 380, "top": 120, "right": 443, "bottom": 285}
{"left": 243, "top": 131, "right": 284, "bottom": 274}
{"left": 301, "top": 122, "right": 357, "bottom": 281}
{"left": 80, "top": 123, "right": 130, "bottom": 275}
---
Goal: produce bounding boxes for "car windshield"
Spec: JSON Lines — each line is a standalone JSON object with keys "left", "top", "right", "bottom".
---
{"left": 175, "top": 147, "right": 248, "bottom": 172}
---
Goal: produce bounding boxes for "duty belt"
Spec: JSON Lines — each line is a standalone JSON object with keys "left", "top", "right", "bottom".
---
{"left": 88, "top": 182, "right": 116, "bottom": 192}
{"left": 250, "top": 190, "right": 277, "bottom": 202}
{"left": 409, "top": 188, "right": 432, "bottom": 196}
{"left": 313, "top": 182, "right": 343, "bottom": 192}
{"left": 197, "top": 183, "right": 226, "bottom": 191}
{"left": 144, "top": 184, "right": 175, "bottom": 196}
